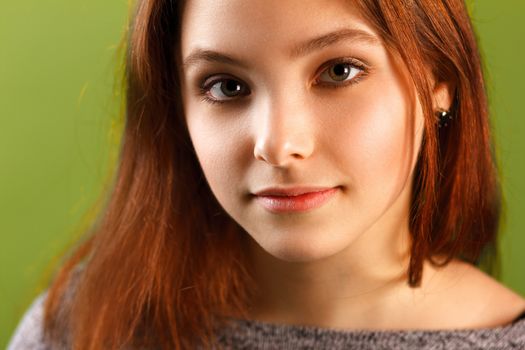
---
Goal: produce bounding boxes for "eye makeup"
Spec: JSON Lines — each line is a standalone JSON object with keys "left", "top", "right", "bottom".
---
{"left": 194, "top": 56, "right": 371, "bottom": 106}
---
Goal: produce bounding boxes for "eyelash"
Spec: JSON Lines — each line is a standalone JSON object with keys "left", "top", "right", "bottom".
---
{"left": 197, "top": 57, "right": 369, "bottom": 105}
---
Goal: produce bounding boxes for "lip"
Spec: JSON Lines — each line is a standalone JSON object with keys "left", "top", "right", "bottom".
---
{"left": 254, "top": 186, "right": 337, "bottom": 196}
{"left": 252, "top": 186, "right": 339, "bottom": 213}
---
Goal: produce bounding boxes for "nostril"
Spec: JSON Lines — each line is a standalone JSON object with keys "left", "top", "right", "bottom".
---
{"left": 253, "top": 140, "right": 312, "bottom": 167}
{"left": 253, "top": 124, "right": 316, "bottom": 164}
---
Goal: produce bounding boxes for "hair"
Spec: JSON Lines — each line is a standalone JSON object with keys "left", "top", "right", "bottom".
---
{"left": 41, "top": 0, "right": 501, "bottom": 348}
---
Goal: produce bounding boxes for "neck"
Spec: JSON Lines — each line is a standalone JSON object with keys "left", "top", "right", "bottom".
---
{"left": 246, "top": 210, "right": 422, "bottom": 328}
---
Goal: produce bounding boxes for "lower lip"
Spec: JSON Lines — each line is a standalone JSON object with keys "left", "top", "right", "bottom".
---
{"left": 254, "top": 188, "right": 339, "bottom": 213}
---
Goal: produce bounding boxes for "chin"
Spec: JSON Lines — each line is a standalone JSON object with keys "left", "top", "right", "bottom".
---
{"left": 255, "top": 233, "right": 347, "bottom": 263}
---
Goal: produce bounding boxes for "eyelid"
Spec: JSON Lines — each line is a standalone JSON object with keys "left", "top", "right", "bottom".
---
{"left": 201, "top": 74, "right": 245, "bottom": 90}
{"left": 197, "top": 56, "right": 370, "bottom": 104}
{"left": 199, "top": 75, "right": 251, "bottom": 104}
{"left": 314, "top": 57, "right": 368, "bottom": 86}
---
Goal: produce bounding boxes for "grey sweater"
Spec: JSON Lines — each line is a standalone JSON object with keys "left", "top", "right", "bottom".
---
{"left": 8, "top": 291, "right": 525, "bottom": 349}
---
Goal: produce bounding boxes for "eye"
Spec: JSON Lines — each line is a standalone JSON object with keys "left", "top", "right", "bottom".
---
{"left": 198, "top": 58, "right": 368, "bottom": 105}
{"left": 200, "top": 77, "right": 250, "bottom": 103}
{"left": 316, "top": 59, "right": 366, "bottom": 86}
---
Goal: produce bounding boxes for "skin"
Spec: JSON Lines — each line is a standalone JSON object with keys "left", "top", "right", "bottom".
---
{"left": 180, "top": 0, "right": 525, "bottom": 330}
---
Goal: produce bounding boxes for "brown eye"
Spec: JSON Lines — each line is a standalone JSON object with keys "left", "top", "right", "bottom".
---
{"left": 318, "top": 62, "right": 362, "bottom": 84}
{"left": 208, "top": 79, "right": 248, "bottom": 100}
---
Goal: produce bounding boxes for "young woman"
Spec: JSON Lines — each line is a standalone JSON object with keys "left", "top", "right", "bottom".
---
{"left": 8, "top": 0, "right": 525, "bottom": 349}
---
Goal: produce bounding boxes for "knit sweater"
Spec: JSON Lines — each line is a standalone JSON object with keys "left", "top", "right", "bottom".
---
{"left": 8, "top": 291, "right": 525, "bottom": 350}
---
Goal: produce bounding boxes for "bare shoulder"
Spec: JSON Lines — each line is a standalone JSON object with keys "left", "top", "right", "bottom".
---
{"left": 425, "top": 258, "right": 525, "bottom": 328}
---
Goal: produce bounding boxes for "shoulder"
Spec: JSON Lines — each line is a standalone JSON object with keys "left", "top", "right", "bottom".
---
{"left": 8, "top": 264, "right": 85, "bottom": 350}
{"left": 423, "top": 259, "right": 525, "bottom": 329}
{"left": 7, "top": 291, "right": 51, "bottom": 350}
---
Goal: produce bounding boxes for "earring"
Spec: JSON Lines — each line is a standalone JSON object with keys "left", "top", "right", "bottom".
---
{"left": 436, "top": 109, "right": 453, "bottom": 128}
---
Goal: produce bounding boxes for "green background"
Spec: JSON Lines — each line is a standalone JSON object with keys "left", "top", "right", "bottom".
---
{"left": 1, "top": 1, "right": 523, "bottom": 347}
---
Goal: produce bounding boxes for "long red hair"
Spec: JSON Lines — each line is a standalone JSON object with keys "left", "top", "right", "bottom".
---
{"left": 42, "top": 0, "right": 501, "bottom": 348}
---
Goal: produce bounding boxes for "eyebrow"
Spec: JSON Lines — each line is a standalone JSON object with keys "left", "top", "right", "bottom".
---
{"left": 182, "top": 28, "right": 380, "bottom": 70}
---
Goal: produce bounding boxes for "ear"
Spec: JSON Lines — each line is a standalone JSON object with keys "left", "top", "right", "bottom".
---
{"left": 432, "top": 81, "right": 455, "bottom": 112}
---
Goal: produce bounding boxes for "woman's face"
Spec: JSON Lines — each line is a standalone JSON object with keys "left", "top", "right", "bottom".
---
{"left": 180, "top": 0, "right": 425, "bottom": 262}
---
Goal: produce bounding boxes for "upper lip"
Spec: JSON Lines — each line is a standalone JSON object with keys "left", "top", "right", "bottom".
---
{"left": 253, "top": 186, "right": 337, "bottom": 197}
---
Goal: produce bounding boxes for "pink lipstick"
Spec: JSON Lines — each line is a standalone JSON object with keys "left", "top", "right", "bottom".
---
{"left": 253, "top": 187, "right": 339, "bottom": 213}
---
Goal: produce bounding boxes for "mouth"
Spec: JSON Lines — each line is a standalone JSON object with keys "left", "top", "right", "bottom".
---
{"left": 252, "top": 186, "right": 340, "bottom": 213}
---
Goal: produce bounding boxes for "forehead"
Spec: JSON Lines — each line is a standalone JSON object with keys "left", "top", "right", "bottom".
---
{"left": 180, "top": 0, "right": 378, "bottom": 58}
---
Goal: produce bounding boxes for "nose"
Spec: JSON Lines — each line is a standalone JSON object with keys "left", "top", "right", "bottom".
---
{"left": 253, "top": 94, "right": 315, "bottom": 167}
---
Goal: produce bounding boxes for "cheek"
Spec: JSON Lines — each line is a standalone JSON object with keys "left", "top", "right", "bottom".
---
{"left": 185, "top": 112, "right": 247, "bottom": 201}
{"left": 324, "top": 81, "right": 420, "bottom": 192}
